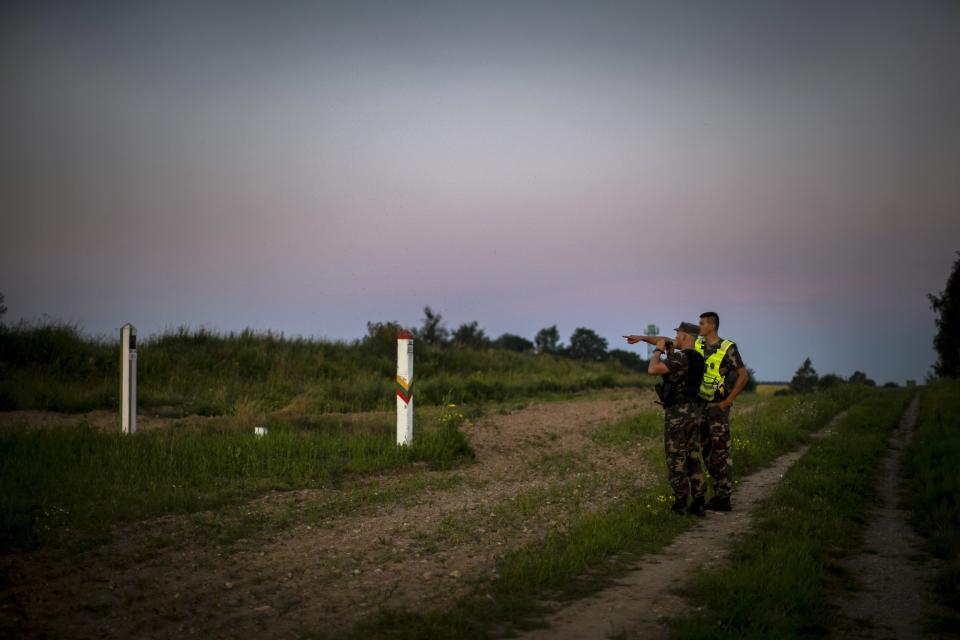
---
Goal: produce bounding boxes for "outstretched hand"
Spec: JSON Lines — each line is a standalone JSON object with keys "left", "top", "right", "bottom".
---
{"left": 623, "top": 335, "right": 642, "bottom": 344}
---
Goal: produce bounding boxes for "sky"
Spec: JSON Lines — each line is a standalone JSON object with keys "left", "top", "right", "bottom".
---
{"left": 2, "top": 0, "right": 959, "bottom": 383}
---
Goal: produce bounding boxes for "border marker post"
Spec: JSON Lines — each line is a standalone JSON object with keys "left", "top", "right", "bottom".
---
{"left": 120, "top": 323, "right": 137, "bottom": 434}
{"left": 396, "top": 329, "right": 414, "bottom": 446}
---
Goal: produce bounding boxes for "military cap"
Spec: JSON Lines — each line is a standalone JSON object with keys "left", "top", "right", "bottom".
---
{"left": 674, "top": 322, "right": 700, "bottom": 336}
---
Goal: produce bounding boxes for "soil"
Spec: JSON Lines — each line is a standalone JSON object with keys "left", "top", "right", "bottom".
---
{"left": 0, "top": 392, "right": 672, "bottom": 639}
{"left": 513, "top": 410, "right": 849, "bottom": 640}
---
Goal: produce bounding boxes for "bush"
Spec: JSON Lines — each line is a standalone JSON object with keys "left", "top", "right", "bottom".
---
{"left": 817, "top": 373, "right": 844, "bottom": 390}
{"left": 493, "top": 333, "right": 534, "bottom": 353}
{"left": 568, "top": 327, "right": 608, "bottom": 362}
{"left": 848, "top": 370, "right": 876, "bottom": 387}
{"left": 790, "top": 357, "right": 818, "bottom": 393}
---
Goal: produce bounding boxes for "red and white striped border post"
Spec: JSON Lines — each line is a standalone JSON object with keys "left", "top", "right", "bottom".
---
{"left": 396, "top": 329, "right": 414, "bottom": 445}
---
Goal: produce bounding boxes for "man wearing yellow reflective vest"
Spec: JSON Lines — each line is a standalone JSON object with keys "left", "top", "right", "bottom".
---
{"left": 695, "top": 311, "right": 749, "bottom": 511}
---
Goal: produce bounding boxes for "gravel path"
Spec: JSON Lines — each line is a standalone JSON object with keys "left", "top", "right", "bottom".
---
{"left": 831, "top": 396, "right": 933, "bottom": 640}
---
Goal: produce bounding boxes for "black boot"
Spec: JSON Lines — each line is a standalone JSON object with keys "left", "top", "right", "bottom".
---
{"left": 671, "top": 497, "right": 688, "bottom": 514}
{"left": 706, "top": 495, "right": 732, "bottom": 512}
{"left": 687, "top": 496, "right": 706, "bottom": 517}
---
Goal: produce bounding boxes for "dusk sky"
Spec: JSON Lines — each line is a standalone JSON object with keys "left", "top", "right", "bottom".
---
{"left": 2, "top": 1, "right": 958, "bottom": 383}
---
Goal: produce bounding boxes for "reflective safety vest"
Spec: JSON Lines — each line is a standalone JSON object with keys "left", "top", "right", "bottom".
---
{"left": 694, "top": 337, "right": 734, "bottom": 401}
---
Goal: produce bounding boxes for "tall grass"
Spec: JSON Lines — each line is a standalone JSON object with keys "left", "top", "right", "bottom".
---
{"left": 0, "top": 322, "right": 646, "bottom": 414}
{"left": 904, "top": 378, "right": 960, "bottom": 633}
{"left": 0, "top": 415, "right": 473, "bottom": 554}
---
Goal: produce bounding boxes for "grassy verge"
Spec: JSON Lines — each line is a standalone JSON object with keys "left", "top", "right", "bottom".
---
{"left": 0, "top": 322, "right": 648, "bottom": 414}
{"left": 0, "top": 410, "right": 474, "bottom": 554}
{"left": 904, "top": 378, "right": 960, "bottom": 635}
{"left": 667, "top": 388, "right": 911, "bottom": 639}
{"left": 341, "top": 387, "right": 870, "bottom": 639}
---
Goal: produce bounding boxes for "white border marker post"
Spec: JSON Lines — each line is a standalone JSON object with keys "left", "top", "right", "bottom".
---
{"left": 396, "top": 329, "right": 414, "bottom": 446}
{"left": 120, "top": 323, "right": 137, "bottom": 435}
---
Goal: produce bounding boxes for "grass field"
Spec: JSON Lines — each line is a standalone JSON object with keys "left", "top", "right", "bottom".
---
{"left": 755, "top": 383, "right": 789, "bottom": 396}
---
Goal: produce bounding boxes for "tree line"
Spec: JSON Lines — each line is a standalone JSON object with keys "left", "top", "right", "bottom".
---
{"left": 368, "top": 306, "right": 649, "bottom": 372}
{"left": 3, "top": 246, "right": 957, "bottom": 383}
{"left": 782, "top": 356, "right": 896, "bottom": 395}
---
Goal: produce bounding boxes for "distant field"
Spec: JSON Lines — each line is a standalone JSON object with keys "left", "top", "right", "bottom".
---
{"left": 756, "top": 383, "right": 789, "bottom": 395}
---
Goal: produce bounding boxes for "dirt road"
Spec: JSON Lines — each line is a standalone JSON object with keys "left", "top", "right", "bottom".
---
{"left": 514, "top": 410, "right": 849, "bottom": 640}
{"left": 2, "top": 392, "right": 662, "bottom": 639}
{"left": 831, "top": 396, "right": 935, "bottom": 639}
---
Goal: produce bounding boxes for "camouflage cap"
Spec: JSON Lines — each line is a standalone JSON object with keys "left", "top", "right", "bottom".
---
{"left": 674, "top": 322, "right": 700, "bottom": 336}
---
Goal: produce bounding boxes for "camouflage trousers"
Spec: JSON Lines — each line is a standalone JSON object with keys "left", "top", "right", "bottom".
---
{"left": 663, "top": 402, "right": 705, "bottom": 501}
{"left": 700, "top": 403, "right": 733, "bottom": 498}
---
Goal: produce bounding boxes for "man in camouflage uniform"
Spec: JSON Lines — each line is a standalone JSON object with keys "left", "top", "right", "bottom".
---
{"left": 627, "top": 322, "right": 707, "bottom": 516}
{"left": 695, "top": 311, "right": 749, "bottom": 512}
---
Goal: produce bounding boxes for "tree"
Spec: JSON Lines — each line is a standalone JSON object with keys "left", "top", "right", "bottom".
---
{"left": 790, "top": 357, "right": 819, "bottom": 393}
{"left": 452, "top": 321, "right": 490, "bottom": 349}
{"left": 608, "top": 348, "right": 647, "bottom": 372}
{"left": 416, "top": 306, "right": 449, "bottom": 345}
{"left": 0, "top": 291, "right": 5, "bottom": 321}
{"left": 929, "top": 251, "right": 960, "bottom": 378}
{"left": 364, "top": 320, "right": 403, "bottom": 352}
{"left": 493, "top": 333, "right": 534, "bottom": 352}
{"left": 568, "top": 327, "right": 608, "bottom": 362}
{"left": 848, "top": 370, "right": 876, "bottom": 387}
{"left": 534, "top": 325, "right": 561, "bottom": 354}
{"left": 817, "top": 373, "right": 844, "bottom": 390}
{"left": 742, "top": 367, "right": 757, "bottom": 393}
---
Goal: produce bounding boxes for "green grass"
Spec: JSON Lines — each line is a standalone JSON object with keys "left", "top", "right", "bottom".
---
{"left": 590, "top": 409, "right": 663, "bottom": 446}
{"left": 340, "top": 387, "right": 870, "bottom": 639}
{"left": 667, "top": 388, "right": 912, "bottom": 640}
{"left": 0, "top": 412, "right": 474, "bottom": 554}
{"left": 904, "top": 378, "right": 960, "bottom": 635}
{"left": 0, "top": 322, "right": 648, "bottom": 414}
{"left": 526, "top": 450, "right": 593, "bottom": 477}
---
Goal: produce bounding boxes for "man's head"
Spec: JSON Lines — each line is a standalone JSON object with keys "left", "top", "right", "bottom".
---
{"left": 698, "top": 312, "right": 719, "bottom": 337}
{"left": 674, "top": 321, "right": 699, "bottom": 349}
